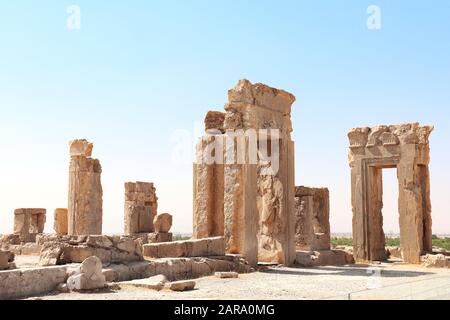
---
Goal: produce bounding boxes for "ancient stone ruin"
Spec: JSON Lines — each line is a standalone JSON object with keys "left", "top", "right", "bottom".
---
{"left": 54, "top": 208, "right": 68, "bottom": 236}
{"left": 124, "top": 182, "right": 158, "bottom": 235}
{"left": 348, "top": 123, "right": 434, "bottom": 264}
{"left": 294, "top": 187, "right": 330, "bottom": 251}
{"left": 14, "top": 208, "right": 46, "bottom": 243}
{"left": 68, "top": 139, "right": 103, "bottom": 236}
{"left": 193, "top": 79, "right": 296, "bottom": 267}
{"left": 0, "top": 80, "right": 446, "bottom": 301}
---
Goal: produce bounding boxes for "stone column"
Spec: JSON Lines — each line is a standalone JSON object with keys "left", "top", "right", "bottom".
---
{"left": 124, "top": 182, "right": 158, "bottom": 235}
{"left": 193, "top": 129, "right": 225, "bottom": 239}
{"left": 54, "top": 208, "right": 68, "bottom": 235}
{"left": 14, "top": 208, "right": 46, "bottom": 243}
{"left": 68, "top": 139, "right": 103, "bottom": 236}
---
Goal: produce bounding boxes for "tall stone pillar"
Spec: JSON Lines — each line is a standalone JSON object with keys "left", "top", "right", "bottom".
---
{"left": 124, "top": 182, "right": 158, "bottom": 235}
{"left": 54, "top": 208, "right": 68, "bottom": 235}
{"left": 193, "top": 114, "right": 225, "bottom": 239}
{"left": 193, "top": 80, "right": 297, "bottom": 267}
{"left": 68, "top": 139, "right": 103, "bottom": 236}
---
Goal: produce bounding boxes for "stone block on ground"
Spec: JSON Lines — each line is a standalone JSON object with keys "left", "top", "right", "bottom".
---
{"left": 295, "top": 250, "right": 354, "bottom": 267}
{"left": 215, "top": 271, "right": 239, "bottom": 279}
{"left": 169, "top": 280, "right": 196, "bottom": 292}
{"left": 143, "top": 237, "right": 225, "bottom": 258}
{"left": 67, "top": 256, "right": 106, "bottom": 291}
{"left": 119, "top": 274, "right": 168, "bottom": 291}
{"left": 422, "top": 254, "right": 450, "bottom": 268}
{"left": 0, "top": 250, "right": 10, "bottom": 270}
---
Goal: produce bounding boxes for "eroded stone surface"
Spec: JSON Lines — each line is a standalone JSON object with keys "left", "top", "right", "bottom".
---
{"left": 169, "top": 280, "right": 196, "bottom": 291}
{"left": 294, "top": 187, "right": 330, "bottom": 251}
{"left": 13, "top": 209, "right": 46, "bottom": 243}
{"left": 68, "top": 139, "right": 103, "bottom": 236}
{"left": 124, "top": 182, "right": 158, "bottom": 235}
{"left": 142, "top": 237, "right": 225, "bottom": 258}
{"left": 67, "top": 256, "right": 106, "bottom": 291}
{"left": 54, "top": 208, "right": 68, "bottom": 235}
{"left": 153, "top": 213, "right": 172, "bottom": 233}
{"left": 193, "top": 79, "right": 296, "bottom": 267}
{"left": 348, "top": 123, "right": 433, "bottom": 264}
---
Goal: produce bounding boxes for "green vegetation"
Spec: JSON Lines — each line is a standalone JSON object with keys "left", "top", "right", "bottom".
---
{"left": 332, "top": 236, "right": 450, "bottom": 251}
{"left": 172, "top": 234, "right": 192, "bottom": 241}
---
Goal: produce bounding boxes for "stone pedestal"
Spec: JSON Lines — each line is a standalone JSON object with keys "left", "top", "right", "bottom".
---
{"left": 14, "top": 208, "right": 46, "bottom": 243}
{"left": 68, "top": 139, "right": 103, "bottom": 236}
{"left": 294, "top": 187, "right": 331, "bottom": 251}
{"left": 124, "top": 182, "right": 158, "bottom": 235}
{"left": 348, "top": 124, "right": 433, "bottom": 264}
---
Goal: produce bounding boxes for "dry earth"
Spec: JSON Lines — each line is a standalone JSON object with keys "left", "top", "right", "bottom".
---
{"left": 25, "top": 262, "right": 450, "bottom": 300}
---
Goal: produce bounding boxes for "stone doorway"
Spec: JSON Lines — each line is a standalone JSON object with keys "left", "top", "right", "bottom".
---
{"left": 348, "top": 123, "right": 433, "bottom": 264}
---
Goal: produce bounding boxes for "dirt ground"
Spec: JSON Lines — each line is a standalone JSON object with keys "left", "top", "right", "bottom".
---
{"left": 26, "top": 262, "right": 450, "bottom": 300}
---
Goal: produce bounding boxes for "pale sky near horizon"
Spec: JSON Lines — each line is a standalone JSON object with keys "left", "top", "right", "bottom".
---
{"left": 0, "top": 1, "right": 449, "bottom": 235}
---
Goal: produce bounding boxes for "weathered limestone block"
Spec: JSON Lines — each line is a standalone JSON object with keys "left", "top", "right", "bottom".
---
{"left": 193, "top": 80, "right": 296, "bottom": 267}
{"left": 142, "top": 237, "right": 226, "bottom": 258}
{"left": 67, "top": 256, "right": 106, "bottom": 291}
{"left": 294, "top": 186, "right": 331, "bottom": 251}
{"left": 215, "top": 271, "right": 239, "bottom": 279}
{"left": 295, "top": 250, "right": 354, "bottom": 267}
{"left": 153, "top": 213, "right": 172, "bottom": 233}
{"left": 124, "top": 182, "right": 158, "bottom": 235}
{"left": 348, "top": 123, "right": 433, "bottom": 264}
{"left": 0, "top": 266, "right": 69, "bottom": 299}
{"left": 118, "top": 274, "right": 168, "bottom": 291}
{"left": 68, "top": 139, "right": 103, "bottom": 235}
{"left": 54, "top": 208, "right": 68, "bottom": 235}
{"left": 193, "top": 134, "right": 225, "bottom": 239}
{"left": 169, "top": 280, "right": 196, "bottom": 291}
{"left": 147, "top": 232, "right": 173, "bottom": 243}
{"left": 0, "top": 250, "right": 10, "bottom": 270}
{"left": 421, "top": 254, "right": 450, "bottom": 268}
{"left": 14, "top": 208, "right": 46, "bottom": 243}
{"left": 205, "top": 111, "right": 226, "bottom": 134}
{"left": 39, "top": 235, "right": 143, "bottom": 266}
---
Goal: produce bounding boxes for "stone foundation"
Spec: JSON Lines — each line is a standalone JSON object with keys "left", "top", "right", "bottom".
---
{"left": 143, "top": 237, "right": 225, "bottom": 258}
{"left": 295, "top": 250, "right": 354, "bottom": 267}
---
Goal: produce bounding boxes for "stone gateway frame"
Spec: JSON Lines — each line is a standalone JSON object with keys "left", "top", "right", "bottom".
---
{"left": 348, "top": 123, "right": 433, "bottom": 264}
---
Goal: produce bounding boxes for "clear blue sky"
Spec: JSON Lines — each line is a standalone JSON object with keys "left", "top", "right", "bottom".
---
{"left": 0, "top": 1, "right": 449, "bottom": 234}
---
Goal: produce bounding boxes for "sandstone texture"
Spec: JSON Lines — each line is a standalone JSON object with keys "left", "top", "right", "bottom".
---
{"left": 215, "top": 271, "right": 239, "bottom": 279}
{"left": 295, "top": 250, "right": 355, "bottom": 268}
{"left": 118, "top": 274, "right": 168, "bottom": 291}
{"left": 54, "top": 208, "right": 68, "bottom": 235}
{"left": 67, "top": 256, "right": 106, "bottom": 291}
{"left": 169, "top": 280, "right": 196, "bottom": 291}
{"left": 68, "top": 139, "right": 103, "bottom": 236}
{"left": 143, "top": 237, "right": 225, "bottom": 258}
{"left": 421, "top": 254, "right": 450, "bottom": 268}
{"left": 14, "top": 208, "right": 46, "bottom": 243}
{"left": 193, "top": 79, "right": 296, "bottom": 267}
{"left": 348, "top": 123, "right": 433, "bottom": 264}
{"left": 124, "top": 182, "right": 158, "bottom": 235}
{"left": 294, "top": 186, "right": 330, "bottom": 251}
{"left": 38, "top": 234, "right": 144, "bottom": 266}
{"left": 153, "top": 213, "right": 172, "bottom": 233}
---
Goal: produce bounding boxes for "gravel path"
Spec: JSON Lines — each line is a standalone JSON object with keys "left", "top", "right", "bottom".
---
{"left": 28, "top": 263, "right": 450, "bottom": 300}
